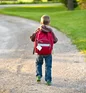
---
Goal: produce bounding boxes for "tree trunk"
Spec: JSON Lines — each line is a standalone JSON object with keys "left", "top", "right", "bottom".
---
{"left": 67, "top": 0, "right": 74, "bottom": 10}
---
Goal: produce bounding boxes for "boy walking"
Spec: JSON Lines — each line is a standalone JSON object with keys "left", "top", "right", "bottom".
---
{"left": 30, "top": 15, "right": 58, "bottom": 85}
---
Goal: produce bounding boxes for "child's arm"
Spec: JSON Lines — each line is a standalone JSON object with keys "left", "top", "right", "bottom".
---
{"left": 51, "top": 31, "right": 58, "bottom": 44}
{"left": 30, "top": 33, "right": 36, "bottom": 42}
{"left": 30, "top": 28, "right": 40, "bottom": 42}
{"left": 30, "top": 32, "right": 36, "bottom": 54}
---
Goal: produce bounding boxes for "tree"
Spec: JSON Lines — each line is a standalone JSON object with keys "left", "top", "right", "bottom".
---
{"left": 58, "top": 0, "right": 75, "bottom": 10}
{"left": 67, "top": 0, "right": 74, "bottom": 10}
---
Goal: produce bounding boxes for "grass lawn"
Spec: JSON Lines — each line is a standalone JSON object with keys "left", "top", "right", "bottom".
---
{"left": 0, "top": 5, "right": 86, "bottom": 53}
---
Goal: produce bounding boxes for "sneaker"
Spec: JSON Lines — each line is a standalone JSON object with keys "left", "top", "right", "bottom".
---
{"left": 36, "top": 76, "right": 41, "bottom": 82}
{"left": 46, "top": 81, "right": 51, "bottom": 86}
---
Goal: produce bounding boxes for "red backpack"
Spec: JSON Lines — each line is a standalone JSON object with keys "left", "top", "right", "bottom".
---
{"left": 34, "top": 30, "right": 54, "bottom": 55}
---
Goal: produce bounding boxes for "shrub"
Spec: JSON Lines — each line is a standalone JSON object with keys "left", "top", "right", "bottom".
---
{"left": 77, "top": 0, "right": 86, "bottom": 9}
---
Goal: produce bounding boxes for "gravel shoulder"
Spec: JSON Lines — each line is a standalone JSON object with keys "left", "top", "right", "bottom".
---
{"left": 0, "top": 14, "right": 86, "bottom": 93}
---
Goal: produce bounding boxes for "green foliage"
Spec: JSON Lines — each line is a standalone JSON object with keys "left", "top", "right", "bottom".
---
{"left": 77, "top": 0, "right": 86, "bottom": 9}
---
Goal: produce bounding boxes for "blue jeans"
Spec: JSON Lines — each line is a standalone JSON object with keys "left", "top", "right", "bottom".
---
{"left": 36, "top": 54, "right": 52, "bottom": 82}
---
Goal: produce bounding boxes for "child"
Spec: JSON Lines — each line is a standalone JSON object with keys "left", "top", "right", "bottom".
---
{"left": 30, "top": 15, "right": 58, "bottom": 85}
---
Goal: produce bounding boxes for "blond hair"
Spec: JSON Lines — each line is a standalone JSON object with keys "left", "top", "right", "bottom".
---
{"left": 40, "top": 15, "right": 50, "bottom": 25}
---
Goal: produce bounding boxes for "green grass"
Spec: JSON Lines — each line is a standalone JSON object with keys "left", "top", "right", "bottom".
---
{"left": 0, "top": 5, "right": 86, "bottom": 53}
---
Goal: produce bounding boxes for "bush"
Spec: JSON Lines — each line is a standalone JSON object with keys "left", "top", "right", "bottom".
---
{"left": 77, "top": 0, "right": 86, "bottom": 9}
{"left": 74, "top": 0, "right": 78, "bottom": 8}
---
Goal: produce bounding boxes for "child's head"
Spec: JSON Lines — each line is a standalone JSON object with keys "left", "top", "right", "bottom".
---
{"left": 40, "top": 15, "right": 50, "bottom": 25}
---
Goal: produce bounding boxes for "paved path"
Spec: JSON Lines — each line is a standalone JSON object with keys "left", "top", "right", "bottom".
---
{"left": 0, "top": 3, "right": 61, "bottom": 8}
{"left": 0, "top": 15, "right": 85, "bottom": 93}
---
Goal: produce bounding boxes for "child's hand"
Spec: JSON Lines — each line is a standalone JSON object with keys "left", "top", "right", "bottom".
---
{"left": 30, "top": 33, "right": 36, "bottom": 42}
